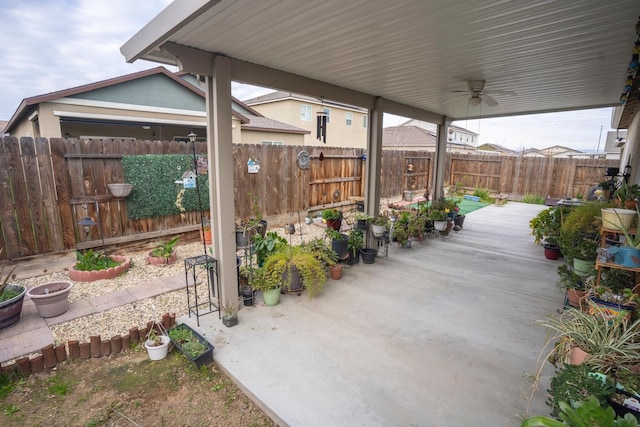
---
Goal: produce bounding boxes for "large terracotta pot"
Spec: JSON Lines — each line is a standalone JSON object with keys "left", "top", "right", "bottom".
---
{"left": 566, "top": 288, "right": 587, "bottom": 308}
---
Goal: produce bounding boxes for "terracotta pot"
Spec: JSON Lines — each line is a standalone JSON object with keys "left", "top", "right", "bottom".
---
{"left": 200, "top": 228, "right": 212, "bottom": 245}
{"left": 568, "top": 346, "right": 590, "bottom": 365}
{"left": 329, "top": 264, "right": 343, "bottom": 280}
{"left": 566, "top": 288, "right": 587, "bottom": 308}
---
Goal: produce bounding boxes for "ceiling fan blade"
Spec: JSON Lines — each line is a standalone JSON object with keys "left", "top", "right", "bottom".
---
{"left": 484, "top": 89, "right": 517, "bottom": 96}
{"left": 481, "top": 94, "right": 498, "bottom": 107}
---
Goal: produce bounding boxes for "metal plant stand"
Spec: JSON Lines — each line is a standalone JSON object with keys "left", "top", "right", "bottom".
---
{"left": 184, "top": 254, "right": 220, "bottom": 326}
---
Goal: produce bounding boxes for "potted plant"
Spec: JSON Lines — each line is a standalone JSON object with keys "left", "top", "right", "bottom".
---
{"left": 238, "top": 265, "right": 255, "bottom": 306}
{"left": 249, "top": 192, "right": 267, "bottom": 237}
{"left": 429, "top": 209, "right": 448, "bottom": 231}
{"left": 168, "top": 323, "right": 214, "bottom": 367}
{"left": 144, "top": 326, "right": 170, "bottom": 361}
{"left": 221, "top": 298, "right": 240, "bottom": 327}
{"left": 251, "top": 265, "right": 282, "bottom": 306}
{"left": 608, "top": 208, "right": 640, "bottom": 268}
{"left": 259, "top": 244, "right": 327, "bottom": 298}
{"left": 347, "top": 229, "right": 363, "bottom": 265}
{"left": 614, "top": 181, "right": 640, "bottom": 209}
{"left": 0, "top": 250, "right": 22, "bottom": 330}
{"left": 371, "top": 214, "right": 388, "bottom": 238}
{"left": 235, "top": 219, "right": 262, "bottom": 248}
{"left": 530, "top": 206, "right": 569, "bottom": 260}
{"left": 538, "top": 307, "right": 640, "bottom": 374}
{"left": 558, "top": 202, "right": 605, "bottom": 275}
{"left": 300, "top": 238, "right": 338, "bottom": 268}
{"left": 354, "top": 213, "right": 371, "bottom": 231}
{"left": 27, "top": 281, "right": 73, "bottom": 318}
{"left": 147, "top": 236, "right": 179, "bottom": 265}
{"left": 68, "top": 249, "right": 131, "bottom": 282}
{"left": 326, "top": 228, "right": 349, "bottom": 260}
{"left": 200, "top": 218, "right": 212, "bottom": 245}
{"left": 322, "top": 208, "right": 342, "bottom": 231}
{"left": 546, "top": 364, "right": 615, "bottom": 419}
{"left": 556, "top": 263, "right": 589, "bottom": 308}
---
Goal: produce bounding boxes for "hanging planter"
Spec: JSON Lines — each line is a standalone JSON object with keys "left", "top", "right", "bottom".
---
{"left": 107, "top": 183, "right": 134, "bottom": 198}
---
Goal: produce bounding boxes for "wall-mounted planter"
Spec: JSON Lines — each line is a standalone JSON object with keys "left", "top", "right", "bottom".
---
{"left": 27, "top": 281, "right": 73, "bottom": 318}
{"left": 68, "top": 255, "right": 131, "bottom": 282}
{"left": 107, "top": 183, "right": 134, "bottom": 198}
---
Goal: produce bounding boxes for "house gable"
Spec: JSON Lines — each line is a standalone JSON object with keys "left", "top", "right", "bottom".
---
{"left": 69, "top": 73, "right": 205, "bottom": 112}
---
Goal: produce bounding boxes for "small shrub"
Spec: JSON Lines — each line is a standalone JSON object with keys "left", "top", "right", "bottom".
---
{"left": 472, "top": 188, "right": 493, "bottom": 203}
{"left": 546, "top": 364, "right": 614, "bottom": 418}
{"left": 522, "top": 193, "right": 546, "bottom": 204}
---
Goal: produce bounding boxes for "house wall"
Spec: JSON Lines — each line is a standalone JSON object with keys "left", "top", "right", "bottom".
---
{"left": 240, "top": 131, "right": 304, "bottom": 145}
{"left": 249, "top": 100, "right": 368, "bottom": 148}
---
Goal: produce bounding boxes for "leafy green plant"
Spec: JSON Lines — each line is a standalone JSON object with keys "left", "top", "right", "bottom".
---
{"left": 348, "top": 230, "right": 363, "bottom": 256}
{"left": 254, "top": 245, "right": 327, "bottom": 297}
{"left": 253, "top": 231, "right": 287, "bottom": 266}
{"left": 321, "top": 209, "right": 342, "bottom": 220}
{"left": 556, "top": 263, "right": 588, "bottom": 291}
{"left": 538, "top": 307, "right": 640, "bottom": 373}
{"left": 472, "top": 188, "right": 492, "bottom": 203}
{"left": 0, "top": 248, "right": 19, "bottom": 303}
{"left": 546, "top": 364, "right": 615, "bottom": 418}
{"left": 523, "top": 193, "right": 546, "bottom": 204}
{"left": 168, "top": 325, "right": 208, "bottom": 359}
{"left": 122, "top": 154, "right": 210, "bottom": 219}
{"left": 530, "top": 206, "right": 568, "bottom": 246}
{"left": 558, "top": 202, "right": 607, "bottom": 261}
{"left": 325, "top": 228, "right": 343, "bottom": 241}
{"left": 521, "top": 395, "right": 639, "bottom": 427}
{"left": 300, "top": 238, "right": 338, "bottom": 266}
{"left": 151, "top": 236, "right": 179, "bottom": 261}
{"left": 74, "top": 250, "right": 120, "bottom": 272}
{"left": 429, "top": 209, "right": 447, "bottom": 221}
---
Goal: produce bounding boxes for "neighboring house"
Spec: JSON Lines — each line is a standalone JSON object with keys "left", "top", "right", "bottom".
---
{"left": 382, "top": 125, "right": 475, "bottom": 153}
{"left": 530, "top": 145, "right": 585, "bottom": 158}
{"left": 0, "top": 120, "right": 7, "bottom": 137}
{"left": 601, "top": 130, "right": 625, "bottom": 160}
{"left": 3, "top": 67, "right": 308, "bottom": 145}
{"left": 476, "top": 143, "right": 518, "bottom": 156}
{"left": 400, "top": 119, "right": 479, "bottom": 146}
{"left": 243, "top": 91, "right": 368, "bottom": 148}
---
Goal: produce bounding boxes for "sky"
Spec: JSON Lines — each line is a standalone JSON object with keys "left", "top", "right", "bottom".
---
{"left": 0, "top": 1, "right": 618, "bottom": 152}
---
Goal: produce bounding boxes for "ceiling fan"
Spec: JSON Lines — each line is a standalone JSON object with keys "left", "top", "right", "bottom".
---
{"left": 445, "top": 80, "right": 516, "bottom": 107}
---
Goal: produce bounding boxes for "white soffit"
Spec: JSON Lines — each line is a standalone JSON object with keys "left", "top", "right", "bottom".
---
{"left": 122, "top": 0, "right": 640, "bottom": 120}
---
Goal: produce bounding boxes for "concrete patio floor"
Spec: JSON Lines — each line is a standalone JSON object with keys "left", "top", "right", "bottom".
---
{"left": 181, "top": 202, "right": 562, "bottom": 426}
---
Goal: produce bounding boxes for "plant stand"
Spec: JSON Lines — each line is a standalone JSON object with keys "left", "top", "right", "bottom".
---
{"left": 184, "top": 255, "right": 221, "bottom": 326}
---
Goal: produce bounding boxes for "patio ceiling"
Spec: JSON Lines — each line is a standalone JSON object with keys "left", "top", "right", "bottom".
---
{"left": 122, "top": 0, "right": 640, "bottom": 121}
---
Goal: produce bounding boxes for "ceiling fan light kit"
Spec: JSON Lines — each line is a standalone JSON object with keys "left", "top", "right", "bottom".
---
{"left": 446, "top": 79, "right": 516, "bottom": 107}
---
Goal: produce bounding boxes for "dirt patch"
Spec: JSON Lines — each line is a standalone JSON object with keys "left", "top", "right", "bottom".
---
{"left": 0, "top": 348, "right": 276, "bottom": 427}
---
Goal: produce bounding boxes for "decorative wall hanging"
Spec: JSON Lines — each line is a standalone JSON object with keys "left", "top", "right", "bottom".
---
{"left": 297, "top": 151, "right": 310, "bottom": 169}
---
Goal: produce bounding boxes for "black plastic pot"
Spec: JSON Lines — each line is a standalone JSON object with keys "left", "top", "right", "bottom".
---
{"left": 360, "top": 248, "right": 377, "bottom": 264}
{"left": 240, "top": 286, "right": 254, "bottom": 306}
{"left": 347, "top": 250, "right": 360, "bottom": 265}
{"left": 454, "top": 214, "right": 465, "bottom": 228}
{"left": 331, "top": 234, "right": 349, "bottom": 260}
{"left": 356, "top": 219, "right": 368, "bottom": 231}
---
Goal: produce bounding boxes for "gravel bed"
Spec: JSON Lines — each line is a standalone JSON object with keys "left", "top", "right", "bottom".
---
{"left": 12, "top": 206, "right": 393, "bottom": 349}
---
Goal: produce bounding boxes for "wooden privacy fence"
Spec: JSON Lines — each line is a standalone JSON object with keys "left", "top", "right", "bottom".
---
{"left": 0, "top": 136, "right": 619, "bottom": 260}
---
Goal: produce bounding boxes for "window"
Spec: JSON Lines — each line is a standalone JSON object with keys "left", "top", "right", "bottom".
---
{"left": 300, "top": 104, "right": 312, "bottom": 121}
{"left": 261, "top": 141, "right": 284, "bottom": 146}
{"left": 363, "top": 115, "right": 368, "bottom": 128}
{"left": 345, "top": 112, "right": 353, "bottom": 126}
{"left": 323, "top": 107, "right": 331, "bottom": 123}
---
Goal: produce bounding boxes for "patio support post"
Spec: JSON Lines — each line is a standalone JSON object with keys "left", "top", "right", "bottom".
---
{"left": 364, "top": 97, "right": 384, "bottom": 218}
{"left": 432, "top": 117, "right": 452, "bottom": 200}
{"left": 205, "top": 55, "right": 238, "bottom": 306}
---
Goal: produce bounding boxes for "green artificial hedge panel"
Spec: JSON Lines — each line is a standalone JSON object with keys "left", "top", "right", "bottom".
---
{"left": 122, "top": 155, "right": 210, "bottom": 219}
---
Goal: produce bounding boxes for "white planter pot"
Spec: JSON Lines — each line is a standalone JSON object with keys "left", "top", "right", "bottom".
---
{"left": 433, "top": 220, "right": 448, "bottom": 231}
{"left": 145, "top": 335, "right": 170, "bottom": 360}
{"left": 371, "top": 224, "right": 387, "bottom": 237}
